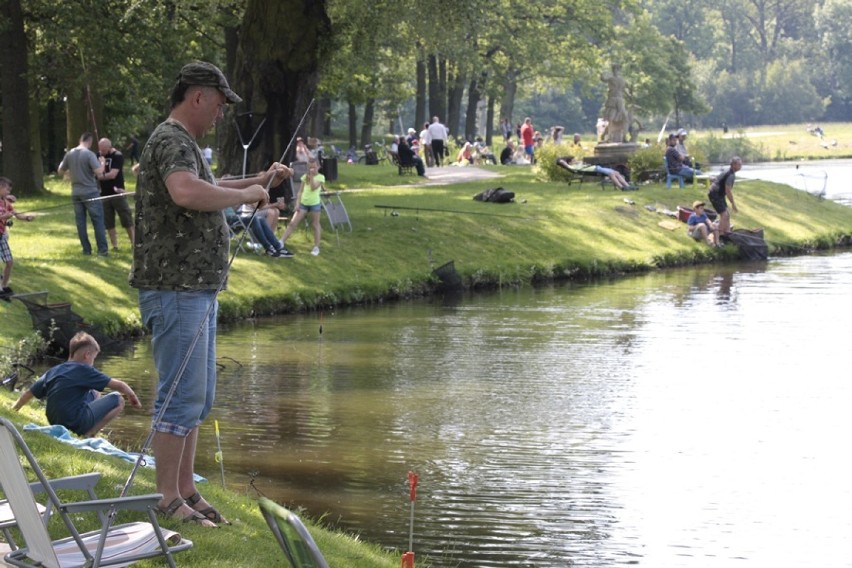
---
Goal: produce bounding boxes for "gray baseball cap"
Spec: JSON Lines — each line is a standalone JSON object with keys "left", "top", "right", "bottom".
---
{"left": 178, "top": 61, "right": 242, "bottom": 104}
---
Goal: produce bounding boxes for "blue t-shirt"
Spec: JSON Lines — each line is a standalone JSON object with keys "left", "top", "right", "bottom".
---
{"left": 687, "top": 212, "right": 708, "bottom": 227}
{"left": 29, "top": 361, "right": 111, "bottom": 433}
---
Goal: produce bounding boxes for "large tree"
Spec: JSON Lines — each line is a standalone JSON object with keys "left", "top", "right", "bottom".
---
{"left": 0, "top": 0, "right": 42, "bottom": 193}
{"left": 219, "top": 0, "right": 332, "bottom": 175}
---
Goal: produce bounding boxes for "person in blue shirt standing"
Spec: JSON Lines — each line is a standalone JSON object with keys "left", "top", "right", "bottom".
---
{"left": 13, "top": 332, "right": 141, "bottom": 437}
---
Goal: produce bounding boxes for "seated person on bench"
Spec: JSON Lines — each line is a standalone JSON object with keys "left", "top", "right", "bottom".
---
{"left": 397, "top": 137, "right": 425, "bottom": 176}
{"left": 666, "top": 133, "right": 702, "bottom": 178}
{"left": 555, "top": 156, "right": 635, "bottom": 190}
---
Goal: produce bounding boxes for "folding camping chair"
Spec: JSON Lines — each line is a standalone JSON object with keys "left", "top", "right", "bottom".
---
{"left": 258, "top": 498, "right": 329, "bottom": 568}
{"left": 225, "top": 207, "right": 264, "bottom": 254}
{"left": 320, "top": 192, "right": 352, "bottom": 234}
{"left": 2, "top": 473, "right": 102, "bottom": 552}
{"left": 0, "top": 417, "right": 192, "bottom": 568}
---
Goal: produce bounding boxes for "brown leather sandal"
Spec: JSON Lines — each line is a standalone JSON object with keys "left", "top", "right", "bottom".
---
{"left": 156, "top": 497, "right": 218, "bottom": 527}
{"left": 184, "top": 491, "right": 230, "bottom": 525}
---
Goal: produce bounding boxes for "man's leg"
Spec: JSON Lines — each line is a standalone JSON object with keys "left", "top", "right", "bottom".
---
{"left": 140, "top": 288, "right": 218, "bottom": 526}
{"left": 103, "top": 199, "right": 119, "bottom": 249}
{"left": 86, "top": 200, "right": 109, "bottom": 255}
{"left": 73, "top": 196, "right": 92, "bottom": 254}
{"left": 718, "top": 210, "right": 731, "bottom": 234}
{"left": 151, "top": 430, "right": 215, "bottom": 526}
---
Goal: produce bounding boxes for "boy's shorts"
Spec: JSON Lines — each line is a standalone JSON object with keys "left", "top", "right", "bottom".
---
{"left": 0, "top": 232, "right": 12, "bottom": 263}
{"left": 73, "top": 392, "right": 122, "bottom": 436}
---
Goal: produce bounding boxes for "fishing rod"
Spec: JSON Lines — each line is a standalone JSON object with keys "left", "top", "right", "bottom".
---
{"left": 374, "top": 204, "right": 529, "bottom": 219}
{"left": 16, "top": 192, "right": 135, "bottom": 216}
{"left": 117, "top": 98, "right": 316, "bottom": 503}
{"left": 78, "top": 46, "right": 99, "bottom": 141}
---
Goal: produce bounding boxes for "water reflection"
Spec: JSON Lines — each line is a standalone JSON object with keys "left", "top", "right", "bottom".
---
{"left": 99, "top": 253, "right": 852, "bottom": 567}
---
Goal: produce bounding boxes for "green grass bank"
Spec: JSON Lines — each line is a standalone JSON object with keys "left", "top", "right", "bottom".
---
{"left": 1, "top": 155, "right": 851, "bottom": 567}
{"left": 2, "top": 159, "right": 852, "bottom": 356}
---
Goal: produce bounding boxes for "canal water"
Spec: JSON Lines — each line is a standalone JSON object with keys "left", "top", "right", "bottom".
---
{"left": 736, "top": 158, "right": 852, "bottom": 205}
{"left": 97, "top": 251, "right": 852, "bottom": 567}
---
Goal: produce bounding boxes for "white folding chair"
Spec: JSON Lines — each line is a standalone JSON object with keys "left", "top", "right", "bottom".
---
{"left": 0, "top": 417, "right": 192, "bottom": 568}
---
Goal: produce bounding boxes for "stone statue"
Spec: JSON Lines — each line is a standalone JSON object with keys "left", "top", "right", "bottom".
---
{"left": 600, "top": 63, "right": 629, "bottom": 143}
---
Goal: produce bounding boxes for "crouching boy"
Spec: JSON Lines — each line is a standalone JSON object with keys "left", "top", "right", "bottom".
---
{"left": 13, "top": 332, "right": 142, "bottom": 437}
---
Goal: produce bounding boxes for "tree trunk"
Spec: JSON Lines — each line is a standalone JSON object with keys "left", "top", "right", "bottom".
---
{"left": 415, "top": 55, "right": 426, "bottom": 130}
{"left": 347, "top": 99, "right": 358, "bottom": 150}
{"left": 222, "top": 0, "right": 331, "bottom": 174}
{"left": 0, "top": 0, "right": 40, "bottom": 193}
{"left": 321, "top": 96, "right": 332, "bottom": 136}
{"left": 464, "top": 76, "right": 480, "bottom": 141}
{"left": 361, "top": 98, "right": 375, "bottom": 148}
{"left": 447, "top": 66, "right": 464, "bottom": 139}
{"left": 427, "top": 55, "right": 446, "bottom": 124}
{"left": 28, "top": 92, "right": 44, "bottom": 183}
{"left": 485, "top": 95, "right": 495, "bottom": 147}
{"left": 499, "top": 71, "right": 517, "bottom": 133}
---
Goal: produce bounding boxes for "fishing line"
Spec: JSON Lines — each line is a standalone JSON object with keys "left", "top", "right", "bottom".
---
{"left": 15, "top": 192, "right": 135, "bottom": 216}
{"left": 117, "top": 98, "right": 316, "bottom": 503}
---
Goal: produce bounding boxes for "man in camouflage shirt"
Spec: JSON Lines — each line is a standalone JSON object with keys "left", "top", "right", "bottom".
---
{"left": 130, "top": 61, "right": 291, "bottom": 526}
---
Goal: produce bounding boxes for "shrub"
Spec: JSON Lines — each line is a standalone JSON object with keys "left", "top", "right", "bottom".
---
{"left": 627, "top": 144, "right": 666, "bottom": 181}
{"left": 693, "top": 132, "right": 768, "bottom": 164}
{"left": 534, "top": 142, "right": 587, "bottom": 181}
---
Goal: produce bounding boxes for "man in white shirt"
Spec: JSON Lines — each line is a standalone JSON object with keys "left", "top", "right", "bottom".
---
{"left": 427, "top": 116, "right": 448, "bottom": 167}
{"left": 419, "top": 121, "right": 433, "bottom": 167}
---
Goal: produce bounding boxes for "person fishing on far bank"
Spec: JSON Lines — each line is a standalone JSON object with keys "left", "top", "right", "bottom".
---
{"left": 708, "top": 156, "right": 742, "bottom": 237}
{"left": 130, "top": 61, "right": 292, "bottom": 527}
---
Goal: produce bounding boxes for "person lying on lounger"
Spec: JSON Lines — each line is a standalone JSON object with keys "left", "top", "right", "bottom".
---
{"left": 555, "top": 156, "right": 636, "bottom": 190}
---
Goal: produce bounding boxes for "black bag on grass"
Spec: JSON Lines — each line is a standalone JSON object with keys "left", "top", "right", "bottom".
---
{"left": 473, "top": 187, "right": 515, "bottom": 203}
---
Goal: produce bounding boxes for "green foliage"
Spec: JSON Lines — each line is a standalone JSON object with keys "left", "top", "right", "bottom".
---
{"left": 758, "top": 59, "right": 827, "bottom": 124}
{"left": 534, "top": 142, "right": 588, "bottom": 182}
{"left": 692, "top": 132, "right": 769, "bottom": 163}
{"left": 0, "top": 332, "right": 48, "bottom": 378}
{"left": 627, "top": 144, "right": 666, "bottom": 180}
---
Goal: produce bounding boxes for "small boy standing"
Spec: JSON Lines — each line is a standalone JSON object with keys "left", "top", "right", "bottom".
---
{"left": 0, "top": 176, "right": 34, "bottom": 301}
{"left": 13, "top": 332, "right": 142, "bottom": 437}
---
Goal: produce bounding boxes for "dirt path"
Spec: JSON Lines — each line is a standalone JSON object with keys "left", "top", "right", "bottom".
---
{"left": 421, "top": 165, "right": 506, "bottom": 185}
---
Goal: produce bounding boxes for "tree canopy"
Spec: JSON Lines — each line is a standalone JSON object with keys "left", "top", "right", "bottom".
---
{"left": 1, "top": 0, "right": 850, "bottom": 193}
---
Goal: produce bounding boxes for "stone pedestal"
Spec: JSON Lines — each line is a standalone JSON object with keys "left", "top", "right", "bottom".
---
{"left": 591, "top": 142, "right": 640, "bottom": 166}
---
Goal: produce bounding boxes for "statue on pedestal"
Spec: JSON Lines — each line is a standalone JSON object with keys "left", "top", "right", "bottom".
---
{"left": 600, "top": 63, "right": 629, "bottom": 144}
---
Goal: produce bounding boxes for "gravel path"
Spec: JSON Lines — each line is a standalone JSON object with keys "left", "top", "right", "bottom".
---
{"left": 421, "top": 165, "right": 506, "bottom": 185}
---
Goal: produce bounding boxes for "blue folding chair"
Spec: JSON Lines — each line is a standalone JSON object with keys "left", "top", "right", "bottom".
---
{"left": 664, "top": 155, "right": 687, "bottom": 189}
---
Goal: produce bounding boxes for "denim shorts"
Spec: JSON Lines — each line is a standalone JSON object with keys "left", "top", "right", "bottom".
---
{"left": 139, "top": 288, "right": 218, "bottom": 437}
{"left": 299, "top": 203, "right": 322, "bottom": 213}
{"left": 74, "top": 392, "right": 122, "bottom": 436}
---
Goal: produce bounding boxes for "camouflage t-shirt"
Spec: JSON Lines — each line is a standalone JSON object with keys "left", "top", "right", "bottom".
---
{"left": 129, "top": 120, "right": 230, "bottom": 291}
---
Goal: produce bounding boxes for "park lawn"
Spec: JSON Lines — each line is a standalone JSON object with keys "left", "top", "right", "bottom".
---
{"left": 693, "top": 121, "right": 852, "bottom": 161}
{"left": 2, "top": 159, "right": 852, "bottom": 357}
